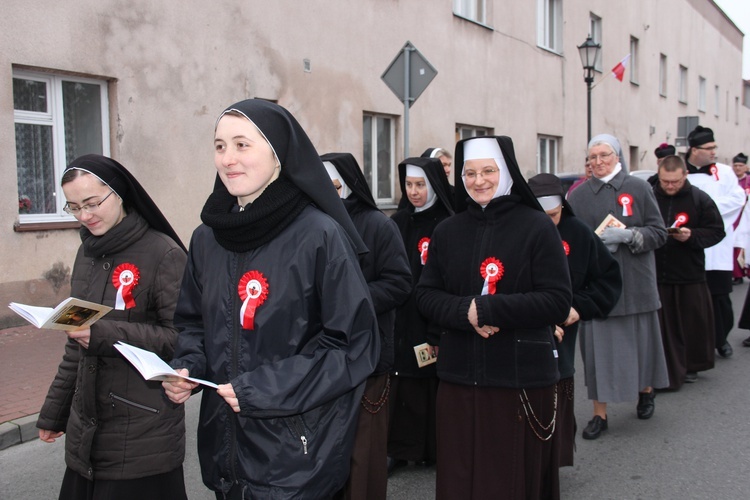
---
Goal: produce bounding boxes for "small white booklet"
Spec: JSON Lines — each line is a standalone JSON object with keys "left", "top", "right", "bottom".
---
{"left": 8, "top": 297, "right": 112, "bottom": 332}
{"left": 114, "top": 341, "right": 218, "bottom": 389}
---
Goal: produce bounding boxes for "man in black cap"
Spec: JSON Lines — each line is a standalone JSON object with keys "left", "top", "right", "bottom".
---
{"left": 685, "top": 126, "right": 745, "bottom": 358}
{"left": 654, "top": 143, "right": 676, "bottom": 168}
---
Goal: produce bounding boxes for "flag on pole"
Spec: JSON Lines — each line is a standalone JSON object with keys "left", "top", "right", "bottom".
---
{"left": 611, "top": 54, "right": 631, "bottom": 82}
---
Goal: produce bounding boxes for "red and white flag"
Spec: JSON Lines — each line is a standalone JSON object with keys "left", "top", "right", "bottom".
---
{"left": 611, "top": 54, "right": 631, "bottom": 82}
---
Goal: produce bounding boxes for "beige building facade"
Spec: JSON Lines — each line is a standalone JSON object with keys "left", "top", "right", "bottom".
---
{"left": 1, "top": 0, "right": 747, "bottom": 325}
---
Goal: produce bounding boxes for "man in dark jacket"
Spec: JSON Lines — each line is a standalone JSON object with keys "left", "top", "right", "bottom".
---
{"left": 653, "top": 155, "right": 725, "bottom": 388}
{"left": 322, "top": 152, "right": 412, "bottom": 500}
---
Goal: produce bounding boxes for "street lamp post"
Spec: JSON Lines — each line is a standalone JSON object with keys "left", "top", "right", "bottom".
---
{"left": 577, "top": 35, "right": 601, "bottom": 143}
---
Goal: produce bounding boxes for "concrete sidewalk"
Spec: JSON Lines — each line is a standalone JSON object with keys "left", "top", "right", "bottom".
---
{"left": 0, "top": 325, "right": 67, "bottom": 449}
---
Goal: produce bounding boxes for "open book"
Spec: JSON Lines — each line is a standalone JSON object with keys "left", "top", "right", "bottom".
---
{"left": 594, "top": 214, "right": 627, "bottom": 236}
{"left": 8, "top": 297, "right": 111, "bottom": 332}
{"left": 114, "top": 341, "right": 218, "bottom": 389}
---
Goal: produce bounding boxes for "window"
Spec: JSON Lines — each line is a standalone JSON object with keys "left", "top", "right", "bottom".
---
{"left": 736, "top": 96, "right": 740, "bottom": 125}
{"left": 454, "top": 0, "right": 486, "bottom": 25}
{"left": 363, "top": 113, "right": 396, "bottom": 205}
{"left": 629, "top": 146, "right": 639, "bottom": 172}
{"left": 629, "top": 37, "right": 639, "bottom": 84}
{"left": 537, "top": 136, "right": 559, "bottom": 174}
{"left": 659, "top": 54, "right": 667, "bottom": 97}
{"left": 456, "top": 124, "right": 492, "bottom": 142}
{"left": 589, "top": 14, "right": 602, "bottom": 71}
{"left": 698, "top": 77, "right": 706, "bottom": 112}
{"left": 537, "top": 0, "right": 562, "bottom": 53}
{"left": 13, "top": 70, "right": 110, "bottom": 224}
{"left": 715, "top": 85, "right": 720, "bottom": 117}
{"left": 678, "top": 65, "right": 688, "bottom": 104}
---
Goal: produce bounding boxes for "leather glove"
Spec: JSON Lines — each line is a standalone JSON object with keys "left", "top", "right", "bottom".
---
{"left": 600, "top": 227, "right": 633, "bottom": 251}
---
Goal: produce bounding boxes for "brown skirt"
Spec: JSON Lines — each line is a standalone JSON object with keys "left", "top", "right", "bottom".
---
{"left": 436, "top": 381, "right": 560, "bottom": 500}
{"left": 556, "top": 377, "right": 576, "bottom": 468}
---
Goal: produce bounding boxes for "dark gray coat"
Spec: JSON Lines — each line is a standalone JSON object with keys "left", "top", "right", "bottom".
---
{"left": 37, "top": 213, "right": 187, "bottom": 480}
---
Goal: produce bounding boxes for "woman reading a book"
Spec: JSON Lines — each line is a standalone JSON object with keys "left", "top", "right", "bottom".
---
{"left": 162, "top": 99, "right": 379, "bottom": 499}
{"left": 567, "top": 134, "right": 669, "bottom": 440}
{"left": 36, "top": 154, "right": 189, "bottom": 500}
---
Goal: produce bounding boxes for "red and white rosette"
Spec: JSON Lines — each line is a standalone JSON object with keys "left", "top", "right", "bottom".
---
{"left": 480, "top": 257, "right": 504, "bottom": 296}
{"left": 709, "top": 165, "right": 719, "bottom": 180}
{"left": 418, "top": 237, "right": 430, "bottom": 266}
{"left": 673, "top": 212, "right": 689, "bottom": 228}
{"left": 237, "top": 271, "right": 269, "bottom": 330}
{"left": 562, "top": 240, "right": 570, "bottom": 256}
{"left": 112, "top": 263, "right": 140, "bottom": 310}
{"left": 618, "top": 193, "right": 633, "bottom": 217}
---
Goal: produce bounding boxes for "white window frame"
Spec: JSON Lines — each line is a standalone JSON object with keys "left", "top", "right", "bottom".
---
{"left": 456, "top": 124, "right": 492, "bottom": 142}
{"left": 659, "top": 54, "right": 668, "bottom": 97}
{"left": 13, "top": 69, "right": 110, "bottom": 224}
{"left": 453, "top": 0, "right": 486, "bottom": 25}
{"left": 363, "top": 113, "right": 396, "bottom": 206}
{"left": 537, "top": 136, "right": 559, "bottom": 174}
{"left": 589, "top": 14, "right": 603, "bottom": 72}
{"left": 629, "top": 36, "right": 639, "bottom": 84}
{"left": 698, "top": 76, "right": 706, "bottom": 112}
{"left": 537, "top": 0, "right": 562, "bottom": 53}
{"left": 679, "top": 65, "right": 688, "bottom": 104}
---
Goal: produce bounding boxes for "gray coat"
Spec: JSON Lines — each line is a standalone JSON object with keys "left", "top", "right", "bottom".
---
{"left": 568, "top": 170, "right": 667, "bottom": 316}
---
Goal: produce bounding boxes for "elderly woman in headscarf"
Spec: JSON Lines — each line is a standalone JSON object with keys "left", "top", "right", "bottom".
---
{"left": 416, "top": 137, "right": 571, "bottom": 499}
{"left": 162, "top": 100, "right": 379, "bottom": 499}
{"left": 321, "top": 152, "right": 411, "bottom": 499}
{"left": 37, "top": 154, "right": 188, "bottom": 500}
{"left": 567, "top": 133, "right": 669, "bottom": 440}
{"left": 387, "top": 156, "right": 454, "bottom": 473}
{"left": 529, "top": 173, "right": 622, "bottom": 467}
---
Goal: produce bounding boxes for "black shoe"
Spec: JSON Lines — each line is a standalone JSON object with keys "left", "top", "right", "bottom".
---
{"left": 387, "top": 457, "right": 407, "bottom": 475}
{"left": 743, "top": 336, "right": 750, "bottom": 347}
{"left": 684, "top": 372, "right": 698, "bottom": 383}
{"left": 582, "top": 415, "right": 608, "bottom": 440}
{"left": 733, "top": 277, "right": 743, "bottom": 285}
{"left": 717, "top": 342, "right": 734, "bottom": 358}
{"left": 637, "top": 391, "right": 655, "bottom": 419}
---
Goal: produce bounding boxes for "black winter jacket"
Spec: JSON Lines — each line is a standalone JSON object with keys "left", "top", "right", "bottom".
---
{"left": 653, "top": 181, "right": 725, "bottom": 284}
{"left": 37, "top": 213, "right": 187, "bottom": 481}
{"left": 171, "top": 205, "right": 379, "bottom": 498}
{"left": 391, "top": 202, "right": 452, "bottom": 377}
{"left": 416, "top": 196, "right": 572, "bottom": 388}
{"left": 344, "top": 198, "right": 411, "bottom": 374}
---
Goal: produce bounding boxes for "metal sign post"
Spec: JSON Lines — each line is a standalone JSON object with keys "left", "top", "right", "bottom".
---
{"left": 381, "top": 41, "right": 437, "bottom": 158}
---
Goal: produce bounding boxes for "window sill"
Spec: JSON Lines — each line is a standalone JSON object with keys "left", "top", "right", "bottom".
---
{"left": 452, "top": 13, "right": 494, "bottom": 31}
{"left": 537, "top": 45, "right": 563, "bottom": 57}
{"left": 14, "top": 220, "right": 81, "bottom": 232}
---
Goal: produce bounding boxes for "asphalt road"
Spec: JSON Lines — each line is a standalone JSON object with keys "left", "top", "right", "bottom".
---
{"left": 2, "top": 284, "right": 750, "bottom": 499}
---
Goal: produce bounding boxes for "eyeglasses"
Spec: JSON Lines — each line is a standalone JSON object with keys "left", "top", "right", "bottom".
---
{"left": 587, "top": 152, "right": 615, "bottom": 163}
{"left": 695, "top": 145, "right": 718, "bottom": 151}
{"left": 462, "top": 168, "right": 498, "bottom": 181}
{"left": 659, "top": 179, "right": 685, "bottom": 186}
{"left": 64, "top": 191, "right": 116, "bottom": 216}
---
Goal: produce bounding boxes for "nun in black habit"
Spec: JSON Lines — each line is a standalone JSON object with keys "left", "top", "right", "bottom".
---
{"left": 37, "top": 154, "right": 188, "bottom": 500}
{"left": 416, "top": 137, "right": 572, "bottom": 500}
{"left": 163, "top": 100, "right": 379, "bottom": 499}
{"left": 321, "top": 152, "right": 412, "bottom": 499}
{"left": 528, "top": 173, "right": 622, "bottom": 468}
{"left": 387, "top": 156, "right": 454, "bottom": 471}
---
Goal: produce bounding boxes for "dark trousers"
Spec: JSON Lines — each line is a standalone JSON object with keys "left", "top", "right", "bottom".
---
{"left": 59, "top": 466, "right": 187, "bottom": 500}
{"left": 707, "top": 271, "right": 734, "bottom": 347}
